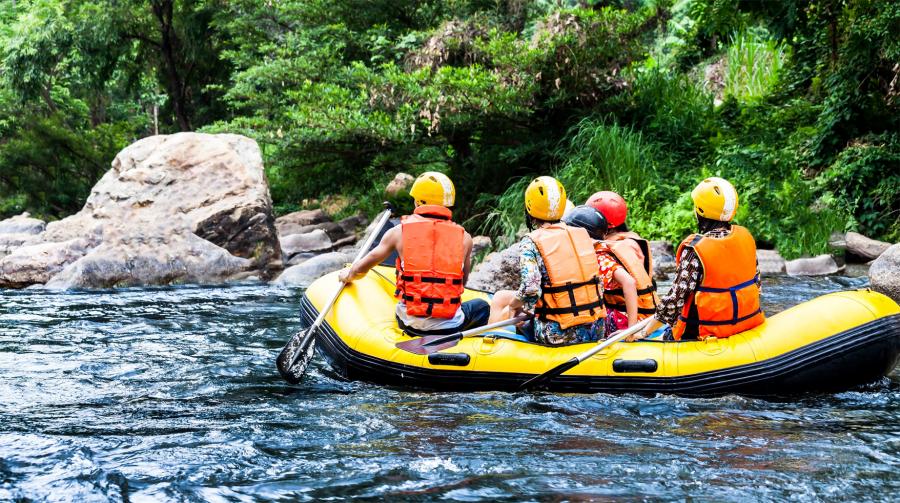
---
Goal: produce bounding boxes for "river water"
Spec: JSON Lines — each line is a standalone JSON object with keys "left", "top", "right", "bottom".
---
{"left": 2, "top": 274, "right": 898, "bottom": 501}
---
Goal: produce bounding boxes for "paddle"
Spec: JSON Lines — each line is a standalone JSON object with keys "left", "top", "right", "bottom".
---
{"left": 396, "top": 314, "right": 531, "bottom": 355}
{"left": 517, "top": 317, "right": 653, "bottom": 391}
{"left": 276, "top": 204, "right": 395, "bottom": 384}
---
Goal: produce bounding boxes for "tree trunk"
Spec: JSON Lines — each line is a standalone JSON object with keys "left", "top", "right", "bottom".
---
{"left": 152, "top": 0, "right": 191, "bottom": 131}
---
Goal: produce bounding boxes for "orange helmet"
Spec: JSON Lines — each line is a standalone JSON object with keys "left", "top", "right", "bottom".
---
{"left": 586, "top": 191, "right": 627, "bottom": 227}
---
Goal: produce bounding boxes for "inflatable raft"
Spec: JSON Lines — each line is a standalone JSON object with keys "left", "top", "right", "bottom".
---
{"left": 299, "top": 265, "right": 900, "bottom": 395}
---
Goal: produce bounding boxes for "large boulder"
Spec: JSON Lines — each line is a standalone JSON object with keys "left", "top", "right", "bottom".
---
{"left": 869, "top": 244, "right": 900, "bottom": 303}
{"left": 845, "top": 232, "right": 891, "bottom": 262}
{"left": 0, "top": 133, "right": 281, "bottom": 288}
{"left": 785, "top": 254, "right": 841, "bottom": 276}
{"left": 273, "top": 251, "right": 353, "bottom": 288}
{"left": 757, "top": 249, "right": 786, "bottom": 275}
{"left": 466, "top": 242, "right": 522, "bottom": 292}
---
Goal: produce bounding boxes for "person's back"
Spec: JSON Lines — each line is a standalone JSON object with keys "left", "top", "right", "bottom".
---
{"left": 635, "top": 177, "right": 764, "bottom": 341}
{"left": 339, "top": 172, "right": 489, "bottom": 334}
{"left": 489, "top": 177, "right": 605, "bottom": 345}
{"left": 673, "top": 222, "right": 763, "bottom": 340}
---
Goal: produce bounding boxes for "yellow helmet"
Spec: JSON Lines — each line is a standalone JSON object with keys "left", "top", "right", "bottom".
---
{"left": 409, "top": 171, "right": 455, "bottom": 206}
{"left": 525, "top": 176, "right": 567, "bottom": 221}
{"left": 691, "top": 177, "right": 738, "bottom": 222}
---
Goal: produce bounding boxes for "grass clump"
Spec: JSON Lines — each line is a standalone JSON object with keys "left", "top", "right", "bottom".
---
{"left": 724, "top": 29, "right": 789, "bottom": 102}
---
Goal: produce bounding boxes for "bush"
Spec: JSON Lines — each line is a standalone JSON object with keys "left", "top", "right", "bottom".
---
{"left": 817, "top": 134, "right": 900, "bottom": 243}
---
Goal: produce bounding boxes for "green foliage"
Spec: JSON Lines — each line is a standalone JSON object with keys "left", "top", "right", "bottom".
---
{"left": 818, "top": 134, "right": 900, "bottom": 242}
{"left": 724, "top": 28, "right": 789, "bottom": 102}
{"left": 0, "top": 0, "right": 897, "bottom": 260}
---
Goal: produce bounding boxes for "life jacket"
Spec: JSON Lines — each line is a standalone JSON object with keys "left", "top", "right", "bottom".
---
{"left": 395, "top": 205, "right": 466, "bottom": 319}
{"left": 529, "top": 224, "right": 606, "bottom": 329}
{"left": 673, "top": 225, "right": 765, "bottom": 340}
{"left": 600, "top": 232, "right": 659, "bottom": 319}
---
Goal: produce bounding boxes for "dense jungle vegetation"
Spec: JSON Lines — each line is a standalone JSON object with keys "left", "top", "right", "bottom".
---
{"left": 0, "top": 0, "right": 897, "bottom": 257}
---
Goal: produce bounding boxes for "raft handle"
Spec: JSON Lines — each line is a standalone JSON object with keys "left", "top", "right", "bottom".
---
{"left": 428, "top": 353, "right": 471, "bottom": 366}
{"left": 612, "top": 359, "right": 658, "bottom": 373}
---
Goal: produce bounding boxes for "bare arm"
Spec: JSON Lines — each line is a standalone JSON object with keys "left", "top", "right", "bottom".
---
{"left": 613, "top": 268, "right": 639, "bottom": 327}
{"left": 338, "top": 226, "right": 399, "bottom": 283}
{"left": 462, "top": 232, "right": 473, "bottom": 284}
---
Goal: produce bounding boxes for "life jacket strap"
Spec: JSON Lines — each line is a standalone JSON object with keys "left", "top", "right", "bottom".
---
{"left": 535, "top": 299, "right": 604, "bottom": 316}
{"left": 678, "top": 308, "right": 762, "bottom": 326}
{"left": 540, "top": 276, "right": 601, "bottom": 294}
{"left": 400, "top": 274, "right": 463, "bottom": 285}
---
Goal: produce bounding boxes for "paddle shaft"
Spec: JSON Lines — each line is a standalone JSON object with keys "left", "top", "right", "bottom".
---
{"left": 423, "top": 314, "right": 531, "bottom": 347}
{"left": 306, "top": 207, "right": 394, "bottom": 334}
{"left": 518, "top": 317, "right": 653, "bottom": 391}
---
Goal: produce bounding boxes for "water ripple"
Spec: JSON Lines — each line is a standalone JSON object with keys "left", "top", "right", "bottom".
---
{"left": 2, "top": 276, "right": 898, "bottom": 501}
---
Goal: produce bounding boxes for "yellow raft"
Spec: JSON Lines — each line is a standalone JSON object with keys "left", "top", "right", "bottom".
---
{"left": 300, "top": 265, "right": 900, "bottom": 395}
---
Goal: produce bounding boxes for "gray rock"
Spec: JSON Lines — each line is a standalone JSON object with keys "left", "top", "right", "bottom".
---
{"left": 385, "top": 172, "right": 415, "bottom": 197}
{"left": 275, "top": 209, "right": 330, "bottom": 235}
{"left": 785, "top": 254, "right": 841, "bottom": 276}
{"left": 0, "top": 238, "right": 94, "bottom": 288}
{"left": 45, "top": 231, "right": 249, "bottom": 289}
{"left": 0, "top": 233, "right": 41, "bottom": 257}
{"left": 869, "top": 243, "right": 900, "bottom": 302}
{"left": 472, "top": 235, "right": 492, "bottom": 258}
{"left": 0, "top": 212, "right": 45, "bottom": 235}
{"left": 650, "top": 240, "right": 676, "bottom": 277}
{"left": 273, "top": 251, "right": 353, "bottom": 287}
{"left": 845, "top": 232, "right": 891, "bottom": 262}
{"left": 281, "top": 229, "right": 333, "bottom": 258}
{"left": 757, "top": 249, "right": 786, "bottom": 275}
{"left": 466, "top": 242, "right": 522, "bottom": 292}
{"left": 0, "top": 133, "right": 280, "bottom": 288}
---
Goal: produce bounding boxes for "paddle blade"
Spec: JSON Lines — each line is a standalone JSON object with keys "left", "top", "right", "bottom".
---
{"left": 276, "top": 329, "right": 317, "bottom": 384}
{"left": 518, "top": 357, "right": 579, "bottom": 391}
{"left": 395, "top": 334, "right": 461, "bottom": 355}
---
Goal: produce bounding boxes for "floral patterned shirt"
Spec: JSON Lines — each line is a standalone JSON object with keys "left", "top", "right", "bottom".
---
{"left": 516, "top": 236, "right": 605, "bottom": 345}
{"left": 655, "top": 227, "right": 761, "bottom": 326}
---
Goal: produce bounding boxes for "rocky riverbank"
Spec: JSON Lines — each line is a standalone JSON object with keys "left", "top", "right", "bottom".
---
{"left": 0, "top": 133, "right": 896, "bottom": 303}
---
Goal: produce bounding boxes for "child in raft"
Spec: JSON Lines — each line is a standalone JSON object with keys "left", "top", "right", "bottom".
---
{"left": 562, "top": 205, "right": 639, "bottom": 335}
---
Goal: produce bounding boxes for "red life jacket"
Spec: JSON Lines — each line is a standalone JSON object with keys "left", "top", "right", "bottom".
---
{"left": 673, "top": 225, "right": 765, "bottom": 340}
{"left": 395, "top": 205, "right": 466, "bottom": 318}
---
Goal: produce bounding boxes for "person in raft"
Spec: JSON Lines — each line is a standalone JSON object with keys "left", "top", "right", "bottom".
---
{"left": 562, "top": 205, "right": 640, "bottom": 334}
{"left": 636, "top": 177, "right": 764, "bottom": 341}
{"left": 586, "top": 191, "right": 660, "bottom": 329}
{"left": 338, "top": 171, "right": 490, "bottom": 335}
{"left": 489, "top": 176, "right": 606, "bottom": 345}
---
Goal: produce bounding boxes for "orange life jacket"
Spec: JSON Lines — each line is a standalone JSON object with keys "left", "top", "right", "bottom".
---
{"left": 530, "top": 224, "right": 605, "bottom": 329}
{"left": 673, "top": 225, "right": 765, "bottom": 340}
{"left": 601, "top": 232, "right": 659, "bottom": 319}
{"left": 395, "top": 205, "right": 466, "bottom": 319}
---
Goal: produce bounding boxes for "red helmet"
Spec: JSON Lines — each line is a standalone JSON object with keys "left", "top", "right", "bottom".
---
{"left": 586, "top": 191, "right": 627, "bottom": 227}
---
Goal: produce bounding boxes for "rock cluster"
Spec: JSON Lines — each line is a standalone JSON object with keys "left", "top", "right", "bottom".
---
{"left": 0, "top": 133, "right": 280, "bottom": 288}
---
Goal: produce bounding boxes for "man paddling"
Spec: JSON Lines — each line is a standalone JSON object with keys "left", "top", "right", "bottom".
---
{"left": 637, "top": 177, "right": 764, "bottom": 340}
{"left": 338, "top": 172, "right": 490, "bottom": 335}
